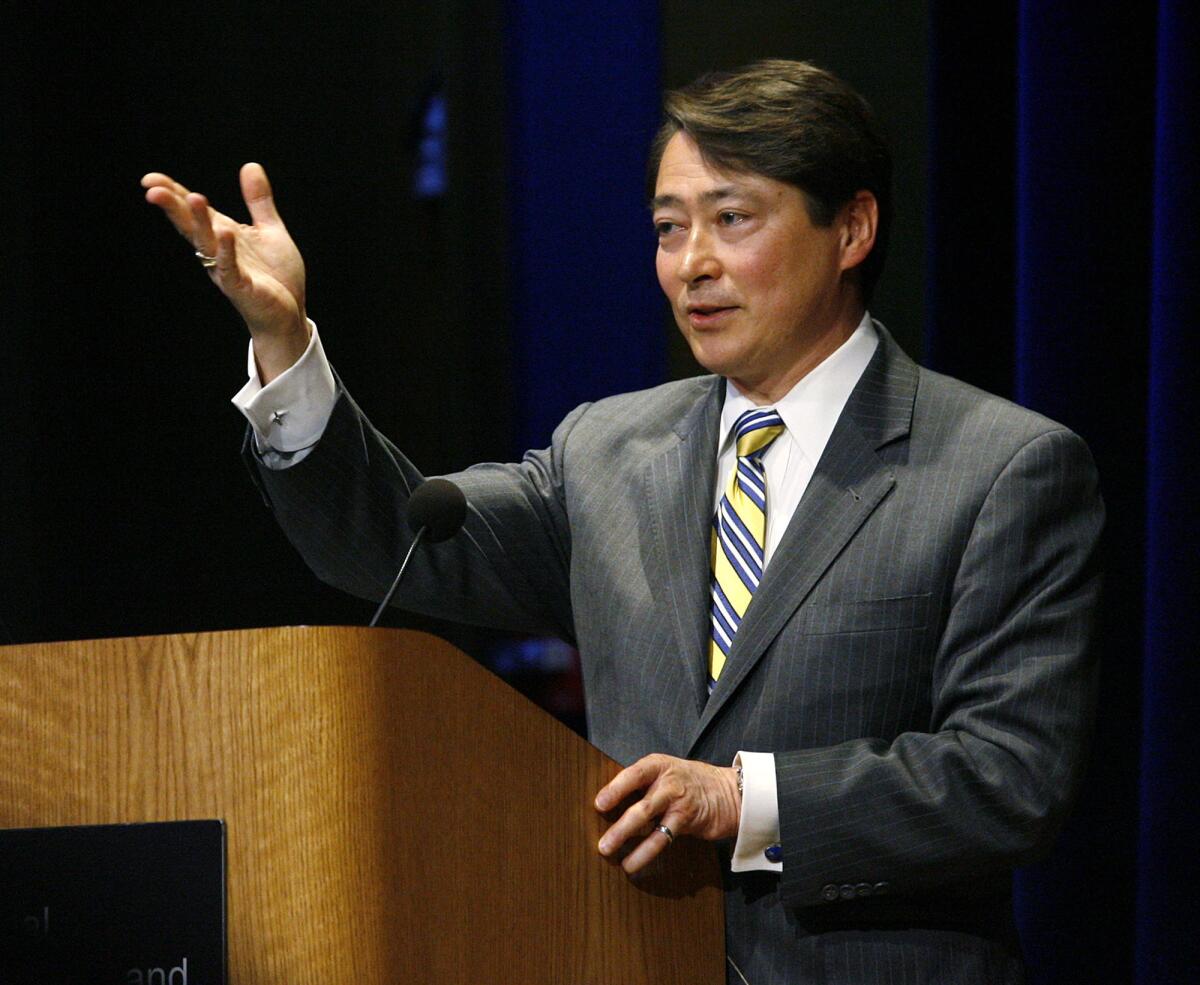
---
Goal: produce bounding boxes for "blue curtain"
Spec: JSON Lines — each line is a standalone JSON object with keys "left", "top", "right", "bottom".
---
{"left": 929, "top": 2, "right": 1199, "bottom": 981}
{"left": 504, "top": 1, "right": 664, "bottom": 454}
{"left": 1139, "top": 1, "right": 1200, "bottom": 980}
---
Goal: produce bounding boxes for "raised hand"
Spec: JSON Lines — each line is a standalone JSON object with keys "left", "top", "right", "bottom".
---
{"left": 142, "top": 163, "right": 310, "bottom": 382}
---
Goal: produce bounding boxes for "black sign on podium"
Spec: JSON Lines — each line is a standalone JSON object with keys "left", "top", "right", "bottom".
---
{"left": 0, "top": 820, "right": 225, "bottom": 985}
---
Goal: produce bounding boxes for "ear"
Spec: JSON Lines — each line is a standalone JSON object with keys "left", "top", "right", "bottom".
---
{"left": 838, "top": 190, "right": 879, "bottom": 274}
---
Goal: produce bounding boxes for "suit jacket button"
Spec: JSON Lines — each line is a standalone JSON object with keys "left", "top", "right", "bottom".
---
{"left": 874, "top": 882, "right": 890, "bottom": 895}
{"left": 839, "top": 884, "right": 856, "bottom": 900}
{"left": 821, "top": 884, "right": 839, "bottom": 902}
{"left": 855, "top": 882, "right": 873, "bottom": 897}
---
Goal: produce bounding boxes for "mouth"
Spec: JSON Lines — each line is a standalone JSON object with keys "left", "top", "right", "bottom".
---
{"left": 685, "top": 304, "right": 737, "bottom": 327}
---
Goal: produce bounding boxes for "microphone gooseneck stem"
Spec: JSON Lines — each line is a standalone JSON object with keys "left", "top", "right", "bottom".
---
{"left": 369, "top": 526, "right": 427, "bottom": 628}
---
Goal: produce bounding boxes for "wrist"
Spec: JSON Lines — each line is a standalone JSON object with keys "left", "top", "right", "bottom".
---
{"left": 252, "top": 315, "right": 311, "bottom": 384}
{"left": 724, "top": 765, "right": 743, "bottom": 834}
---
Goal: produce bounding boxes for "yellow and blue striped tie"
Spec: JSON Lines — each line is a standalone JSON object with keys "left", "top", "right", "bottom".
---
{"left": 709, "top": 408, "right": 786, "bottom": 691}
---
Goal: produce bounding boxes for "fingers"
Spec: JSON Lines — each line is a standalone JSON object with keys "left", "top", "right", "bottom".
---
{"left": 142, "top": 173, "right": 228, "bottom": 255}
{"left": 595, "top": 754, "right": 665, "bottom": 812}
{"left": 142, "top": 173, "right": 198, "bottom": 240}
{"left": 213, "top": 229, "right": 240, "bottom": 284}
{"left": 597, "top": 755, "right": 680, "bottom": 872}
{"left": 188, "top": 193, "right": 217, "bottom": 256}
{"left": 619, "top": 813, "right": 681, "bottom": 874}
{"left": 598, "top": 783, "right": 684, "bottom": 874}
{"left": 142, "top": 166, "right": 280, "bottom": 251}
{"left": 598, "top": 783, "right": 669, "bottom": 856}
{"left": 141, "top": 171, "right": 193, "bottom": 199}
{"left": 240, "top": 162, "right": 282, "bottom": 226}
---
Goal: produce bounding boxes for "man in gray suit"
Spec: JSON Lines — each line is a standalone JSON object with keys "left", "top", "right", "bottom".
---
{"left": 145, "top": 60, "right": 1102, "bottom": 984}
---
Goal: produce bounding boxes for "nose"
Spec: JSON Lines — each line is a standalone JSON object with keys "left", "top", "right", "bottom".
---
{"left": 676, "top": 226, "right": 721, "bottom": 283}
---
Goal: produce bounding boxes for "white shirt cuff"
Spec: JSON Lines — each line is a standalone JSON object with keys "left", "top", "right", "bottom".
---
{"left": 730, "top": 751, "right": 782, "bottom": 873}
{"left": 231, "top": 320, "right": 337, "bottom": 468}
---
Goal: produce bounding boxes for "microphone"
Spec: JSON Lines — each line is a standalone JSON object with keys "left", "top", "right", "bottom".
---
{"left": 368, "top": 478, "right": 467, "bottom": 627}
{"left": 407, "top": 477, "right": 468, "bottom": 543}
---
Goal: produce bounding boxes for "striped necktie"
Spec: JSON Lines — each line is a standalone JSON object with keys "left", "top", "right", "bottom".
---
{"left": 709, "top": 408, "right": 786, "bottom": 691}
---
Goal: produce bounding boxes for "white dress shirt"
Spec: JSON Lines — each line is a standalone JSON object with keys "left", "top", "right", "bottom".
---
{"left": 232, "top": 321, "right": 335, "bottom": 467}
{"left": 232, "top": 312, "right": 879, "bottom": 874}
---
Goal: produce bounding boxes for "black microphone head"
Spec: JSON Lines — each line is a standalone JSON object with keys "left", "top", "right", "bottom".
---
{"left": 407, "top": 478, "right": 467, "bottom": 543}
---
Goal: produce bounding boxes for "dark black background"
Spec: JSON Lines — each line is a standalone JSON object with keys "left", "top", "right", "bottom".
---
{"left": 0, "top": 2, "right": 928, "bottom": 651}
{"left": 5, "top": 4, "right": 1195, "bottom": 982}
{"left": 0, "top": 2, "right": 516, "bottom": 647}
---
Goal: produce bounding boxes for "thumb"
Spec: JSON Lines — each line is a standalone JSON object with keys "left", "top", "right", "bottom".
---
{"left": 240, "top": 161, "right": 283, "bottom": 226}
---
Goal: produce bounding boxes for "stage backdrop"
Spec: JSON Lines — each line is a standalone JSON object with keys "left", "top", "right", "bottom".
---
{"left": 1, "top": 2, "right": 1195, "bottom": 983}
{"left": 926, "top": 3, "right": 1199, "bottom": 982}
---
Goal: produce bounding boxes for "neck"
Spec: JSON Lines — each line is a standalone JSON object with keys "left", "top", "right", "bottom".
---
{"left": 731, "top": 305, "right": 866, "bottom": 405}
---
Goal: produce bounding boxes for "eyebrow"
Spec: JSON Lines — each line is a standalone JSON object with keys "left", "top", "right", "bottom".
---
{"left": 649, "top": 185, "right": 750, "bottom": 210}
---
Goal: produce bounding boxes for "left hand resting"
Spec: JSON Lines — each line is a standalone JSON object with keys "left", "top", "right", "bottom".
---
{"left": 594, "top": 754, "right": 741, "bottom": 874}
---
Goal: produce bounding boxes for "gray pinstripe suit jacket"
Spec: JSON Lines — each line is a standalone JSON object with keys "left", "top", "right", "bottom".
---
{"left": 250, "top": 325, "right": 1103, "bottom": 984}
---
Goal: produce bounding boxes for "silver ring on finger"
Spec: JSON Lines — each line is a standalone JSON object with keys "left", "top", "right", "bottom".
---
{"left": 194, "top": 249, "right": 218, "bottom": 269}
{"left": 655, "top": 823, "right": 674, "bottom": 845}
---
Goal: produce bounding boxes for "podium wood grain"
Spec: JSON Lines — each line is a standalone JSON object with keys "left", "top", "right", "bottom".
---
{"left": 0, "top": 627, "right": 724, "bottom": 983}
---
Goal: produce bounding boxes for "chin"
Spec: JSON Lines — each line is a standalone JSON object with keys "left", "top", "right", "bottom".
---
{"left": 684, "top": 337, "right": 744, "bottom": 379}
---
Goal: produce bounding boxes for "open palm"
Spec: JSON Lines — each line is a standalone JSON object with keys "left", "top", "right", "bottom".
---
{"left": 142, "top": 163, "right": 307, "bottom": 359}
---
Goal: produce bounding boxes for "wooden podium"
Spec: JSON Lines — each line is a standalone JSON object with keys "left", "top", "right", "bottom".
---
{"left": 0, "top": 627, "right": 725, "bottom": 983}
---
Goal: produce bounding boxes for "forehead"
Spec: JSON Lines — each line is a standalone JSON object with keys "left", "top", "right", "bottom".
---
{"left": 652, "top": 132, "right": 781, "bottom": 207}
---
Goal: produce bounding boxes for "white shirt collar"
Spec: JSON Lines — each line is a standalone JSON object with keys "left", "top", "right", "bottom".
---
{"left": 718, "top": 312, "right": 879, "bottom": 465}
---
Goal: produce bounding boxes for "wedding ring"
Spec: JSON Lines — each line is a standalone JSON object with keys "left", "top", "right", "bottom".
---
{"left": 655, "top": 824, "right": 674, "bottom": 845}
{"left": 194, "top": 249, "right": 218, "bottom": 269}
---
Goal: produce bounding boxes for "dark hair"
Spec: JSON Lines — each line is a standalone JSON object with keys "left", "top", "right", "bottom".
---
{"left": 648, "top": 59, "right": 892, "bottom": 302}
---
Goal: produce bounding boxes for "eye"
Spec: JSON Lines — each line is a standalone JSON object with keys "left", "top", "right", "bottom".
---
{"left": 655, "top": 219, "right": 683, "bottom": 237}
{"left": 717, "top": 210, "right": 746, "bottom": 226}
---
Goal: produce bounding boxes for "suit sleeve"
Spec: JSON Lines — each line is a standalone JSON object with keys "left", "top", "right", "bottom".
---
{"left": 774, "top": 427, "right": 1104, "bottom": 908}
{"left": 248, "top": 386, "right": 583, "bottom": 641}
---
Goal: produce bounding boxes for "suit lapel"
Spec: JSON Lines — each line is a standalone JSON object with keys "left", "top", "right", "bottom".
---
{"left": 643, "top": 378, "right": 724, "bottom": 718}
{"left": 690, "top": 328, "right": 919, "bottom": 748}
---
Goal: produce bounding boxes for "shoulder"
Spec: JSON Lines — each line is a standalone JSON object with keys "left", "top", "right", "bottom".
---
{"left": 531, "top": 377, "right": 723, "bottom": 498}
{"left": 901, "top": 368, "right": 1102, "bottom": 535}
{"left": 910, "top": 364, "right": 1090, "bottom": 466}
{"left": 585, "top": 375, "right": 719, "bottom": 423}
{"left": 552, "top": 375, "right": 720, "bottom": 451}
{"left": 858, "top": 325, "right": 1093, "bottom": 476}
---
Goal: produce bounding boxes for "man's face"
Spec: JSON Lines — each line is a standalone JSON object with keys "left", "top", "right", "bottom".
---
{"left": 653, "top": 132, "right": 860, "bottom": 402}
